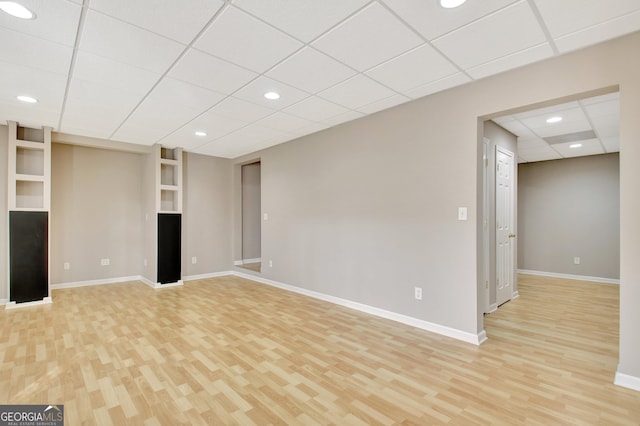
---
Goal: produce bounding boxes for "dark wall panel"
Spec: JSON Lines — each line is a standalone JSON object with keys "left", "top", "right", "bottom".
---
{"left": 158, "top": 213, "right": 181, "bottom": 284}
{"left": 10, "top": 211, "right": 48, "bottom": 303}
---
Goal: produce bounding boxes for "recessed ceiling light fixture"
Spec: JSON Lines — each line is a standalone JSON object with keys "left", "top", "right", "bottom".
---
{"left": 17, "top": 95, "right": 37, "bottom": 103}
{"left": 194, "top": 131, "right": 207, "bottom": 137}
{"left": 0, "top": 1, "right": 36, "bottom": 19}
{"left": 569, "top": 143, "right": 582, "bottom": 148}
{"left": 546, "top": 116, "right": 563, "bottom": 123}
{"left": 264, "top": 91, "right": 280, "bottom": 100}
{"left": 440, "top": 0, "right": 467, "bottom": 8}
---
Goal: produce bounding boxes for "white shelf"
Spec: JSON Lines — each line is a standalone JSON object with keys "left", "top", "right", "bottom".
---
{"left": 155, "top": 145, "right": 182, "bottom": 214}
{"left": 160, "top": 184, "right": 178, "bottom": 191}
{"left": 16, "top": 174, "right": 45, "bottom": 182}
{"left": 16, "top": 140, "right": 45, "bottom": 150}
{"left": 160, "top": 158, "right": 179, "bottom": 166}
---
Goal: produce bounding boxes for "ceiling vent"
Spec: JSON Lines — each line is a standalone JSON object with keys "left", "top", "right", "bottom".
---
{"left": 543, "top": 130, "right": 597, "bottom": 145}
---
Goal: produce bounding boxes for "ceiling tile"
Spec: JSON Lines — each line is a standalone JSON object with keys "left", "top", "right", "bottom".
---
{"left": 194, "top": 6, "right": 302, "bottom": 73}
{"left": 581, "top": 92, "right": 619, "bottom": 106}
{"left": 284, "top": 96, "right": 351, "bottom": 122}
{"left": 493, "top": 119, "right": 537, "bottom": 139}
{"left": 80, "top": 10, "right": 184, "bottom": 73}
{"left": 169, "top": 49, "right": 257, "bottom": 95}
{"left": 553, "top": 9, "right": 640, "bottom": 53}
{"left": 601, "top": 136, "right": 619, "bottom": 152}
{"left": 467, "top": 43, "right": 553, "bottom": 79}
{"left": 0, "top": 101, "right": 60, "bottom": 129}
{"left": 194, "top": 124, "right": 286, "bottom": 156}
{"left": 518, "top": 150, "right": 562, "bottom": 163}
{"left": 357, "top": 94, "right": 411, "bottom": 115}
{"left": 113, "top": 78, "right": 225, "bottom": 144}
{"left": 0, "top": 27, "right": 72, "bottom": 75}
{"left": 403, "top": 72, "right": 471, "bottom": 99}
{"left": 89, "top": 0, "right": 224, "bottom": 44}
{"left": 0, "top": 61, "right": 66, "bottom": 111}
{"left": 266, "top": 47, "right": 356, "bottom": 94}
{"left": 318, "top": 74, "right": 396, "bottom": 110}
{"left": 312, "top": 2, "right": 423, "bottom": 72}
{"left": 255, "top": 112, "right": 316, "bottom": 133}
{"left": 384, "top": 0, "right": 518, "bottom": 40}
{"left": 553, "top": 138, "right": 604, "bottom": 158}
{"left": 517, "top": 137, "right": 549, "bottom": 150}
{"left": 208, "top": 96, "right": 275, "bottom": 122}
{"left": 60, "top": 79, "right": 143, "bottom": 137}
{"left": 111, "top": 123, "right": 167, "bottom": 145}
{"left": 433, "top": 1, "right": 546, "bottom": 69}
{"left": 233, "top": 0, "right": 369, "bottom": 42}
{"left": 0, "top": 0, "right": 81, "bottom": 46}
{"left": 233, "top": 76, "right": 310, "bottom": 110}
{"left": 73, "top": 51, "right": 160, "bottom": 95}
{"left": 159, "top": 111, "right": 249, "bottom": 150}
{"left": 533, "top": 0, "right": 640, "bottom": 38}
{"left": 365, "top": 44, "right": 459, "bottom": 92}
{"left": 518, "top": 105, "right": 592, "bottom": 137}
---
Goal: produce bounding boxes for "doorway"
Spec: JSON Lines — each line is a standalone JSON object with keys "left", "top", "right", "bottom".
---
{"left": 240, "top": 161, "right": 261, "bottom": 272}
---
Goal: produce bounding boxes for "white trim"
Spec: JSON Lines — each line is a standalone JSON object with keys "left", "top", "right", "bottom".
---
{"left": 0, "top": 298, "right": 7, "bottom": 306}
{"left": 139, "top": 276, "right": 156, "bottom": 288}
{"left": 233, "top": 260, "right": 243, "bottom": 266}
{"left": 486, "top": 303, "right": 498, "bottom": 314}
{"left": 242, "top": 258, "right": 261, "bottom": 264}
{"left": 5, "top": 297, "right": 52, "bottom": 310}
{"left": 232, "top": 271, "right": 485, "bottom": 345}
{"left": 517, "top": 269, "right": 620, "bottom": 284}
{"left": 51, "top": 276, "right": 141, "bottom": 290}
{"left": 142, "top": 279, "right": 184, "bottom": 289}
{"left": 512, "top": 290, "right": 520, "bottom": 299}
{"left": 615, "top": 371, "right": 640, "bottom": 391}
{"left": 183, "top": 271, "right": 232, "bottom": 281}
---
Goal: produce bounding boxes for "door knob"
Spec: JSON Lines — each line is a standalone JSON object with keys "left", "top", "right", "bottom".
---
{"left": 508, "top": 233, "right": 516, "bottom": 238}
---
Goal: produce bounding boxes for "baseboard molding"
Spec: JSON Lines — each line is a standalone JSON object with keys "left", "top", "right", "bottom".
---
{"left": 512, "top": 290, "right": 520, "bottom": 299}
{"left": 234, "top": 258, "right": 261, "bottom": 266}
{"left": 615, "top": 371, "right": 640, "bottom": 392}
{"left": 517, "top": 269, "right": 620, "bottom": 285}
{"left": 0, "top": 298, "right": 7, "bottom": 306}
{"left": 52, "top": 276, "right": 141, "bottom": 290}
{"left": 486, "top": 303, "right": 498, "bottom": 314}
{"left": 232, "top": 271, "right": 485, "bottom": 345}
{"left": 183, "top": 271, "right": 233, "bottom": 281}
{"left": 5, "top": 297, "right": 53, "bottom": 310}
{"left": 141, "top": 279, "right": 184, "bottom": 289}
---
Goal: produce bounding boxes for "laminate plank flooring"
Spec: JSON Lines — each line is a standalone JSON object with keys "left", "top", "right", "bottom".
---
{"left": 0, "top": 274, "right": 638, "bottom": 424}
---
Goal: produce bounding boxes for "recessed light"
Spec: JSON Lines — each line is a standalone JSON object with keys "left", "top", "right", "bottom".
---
{"left": 0, "top": 1, "right": 36, "bottom": 19}
{"left": 546, "top": 116, "right": 563, "bottom": 123}
{"left": 264, "top": 91, "right": 280, "bottom": 100}
{"left": 440, "top": 0, "right": 467, "bottom": 8}
{"left": 569, "top": 143, "right": 582, "bottom": 149}
{"left": 17, "top": 95, "right": 37, "bottom": 103}
{"left": 194, "top": 131, "right": 207, "bottom": 137}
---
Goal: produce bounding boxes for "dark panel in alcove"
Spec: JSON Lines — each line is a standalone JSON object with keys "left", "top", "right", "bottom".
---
{"left": 158, "top": 213, "right": 181, "bottom": 284}
{"left": 10, "top": 211, "right": 48, "bottom": 303}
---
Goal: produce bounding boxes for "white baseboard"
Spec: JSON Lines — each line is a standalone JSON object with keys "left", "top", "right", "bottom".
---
{"left": 517, "top": 269, "right": 620, "bottom": 285}
{"left": 232, "top": 271, "right": 485, "bottom": 345}
{"left": 234, "top": 258, "right": 261, "bottom": 266}
{"left": 5, "top": 297, "right": 53, "bottom": 310}
{"left": 512, "top": 290, "right": 520, "bottom": 299}
{"left": 141, "top": 278, "right": 184, "bottom": 289}
{"left": 183, "top": 271, "right": 232, "bottom": 281}
{"left": 52, "top": 276, "right": 141, "bottom": 290}
{"left": 485, "top": 303, "right": 498, "bottom": 314}
{"left": 615, "top": 371, "right": 640, "bottom": 391}
{"left": 0, "top": 298, "right": 7, "bottom": 306}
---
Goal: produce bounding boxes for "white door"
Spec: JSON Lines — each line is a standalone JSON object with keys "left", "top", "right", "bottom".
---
{"left": 496, "top": 146, "right": 515, "bottom": 306}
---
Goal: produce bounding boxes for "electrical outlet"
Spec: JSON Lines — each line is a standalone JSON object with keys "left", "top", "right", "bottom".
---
{"left": 574, "top": 257, "right": 581, "bottom": 265}
{"left": 143, "top": 258, "right": 147, "bottom": 267}
{"left": 263, "top": 213, "right": 269, "bottom": 221}
{"left": 63, "top": 262, "right": 70, "bottom": 270}
{"left": 268, "top": 260, "right": 273, "bottom": 268}
{"left": 414, "top": 287, "right": 422, "bottom": 300}
{"left": 458, "top": 207, "right": 468, "bottom": 221}
{"left": 191, "top": 256, "right": 197, "bottom": 264}
{"left": 101, "top": 258, "right": 110, "bottom": 266}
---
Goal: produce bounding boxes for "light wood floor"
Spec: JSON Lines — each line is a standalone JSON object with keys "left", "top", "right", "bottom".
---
{"left": 0, "top": 274, "right": 638, "bottom": 425}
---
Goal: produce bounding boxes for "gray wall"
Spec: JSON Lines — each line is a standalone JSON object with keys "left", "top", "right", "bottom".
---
{"left": 182, "top": 152, "right": 233, "bottom": 276}
{"left": 484, "top": 120, "right": 518, "bottom": 308}
{"left": 518, "top": 153, "right": 619, "bottom": 279}
{"left": 51, "top": 143, "right": 144, "bottom": 283}
{"left": 241, "top": 162, "right": 261, "bottom": 261}
{"left": 232, "top": 32, "right": 640, "bottom": 378}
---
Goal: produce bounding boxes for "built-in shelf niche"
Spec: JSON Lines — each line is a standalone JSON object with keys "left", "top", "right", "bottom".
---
{"left": 156, "top": 145, "right": 182, "bottom": 213}
{"left": 8, "top": 121, "right": 51, "bottom": 212}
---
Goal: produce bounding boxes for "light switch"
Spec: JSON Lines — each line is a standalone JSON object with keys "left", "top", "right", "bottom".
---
{"left": 458, "top": 207, "right": 468, "bottom": 221}
{"left": 263, "top": 213, "right": 268, "bottom": 221}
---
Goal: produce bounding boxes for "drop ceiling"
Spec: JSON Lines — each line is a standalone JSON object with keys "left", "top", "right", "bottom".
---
{"left": 0, "top": 0, "right": 639, "bottom": 158}
{"left": 493, "top": 91, "right": 620, "bottom": 163}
